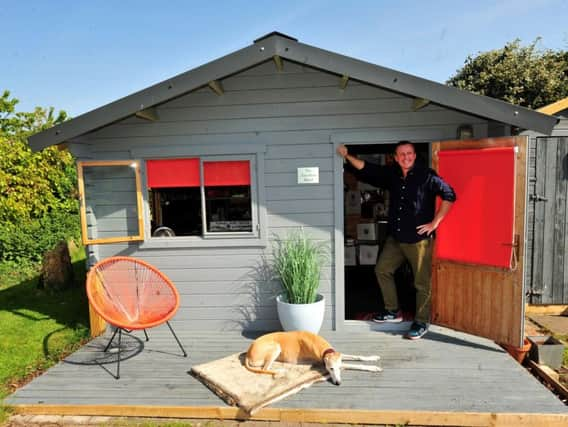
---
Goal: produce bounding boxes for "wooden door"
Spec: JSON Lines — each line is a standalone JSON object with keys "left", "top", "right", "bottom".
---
{"left": 431, "top": 137, "right": 527, "bottom": 348}
{"left": 530, "top": 136, "right": 568, "bottom": 304}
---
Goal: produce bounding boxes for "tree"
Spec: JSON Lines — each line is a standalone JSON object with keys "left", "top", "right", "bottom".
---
{"left": 0, "top": 91, "right": 79, "bottom": 263}
{"left": 0, "top": 90, "right": 68, "bottom": 139}
{"left": 447, "top": 39, "right": 568, "bottom": 110}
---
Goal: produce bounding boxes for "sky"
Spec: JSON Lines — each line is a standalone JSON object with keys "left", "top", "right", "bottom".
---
{"left": 3, "top": 0, "right": 567, "bottom": 118}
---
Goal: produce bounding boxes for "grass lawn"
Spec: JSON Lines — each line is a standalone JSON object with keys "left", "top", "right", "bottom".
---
{"left": 0, "top": 243, "right": 91, "bottom": 423}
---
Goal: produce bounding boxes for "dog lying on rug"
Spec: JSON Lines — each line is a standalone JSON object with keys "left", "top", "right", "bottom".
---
{"left": 244, "top": 330, "right": 381, "bottom": 385}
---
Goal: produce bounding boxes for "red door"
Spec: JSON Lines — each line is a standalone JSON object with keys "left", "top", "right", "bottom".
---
{"left": 431, "top": 137, "right": 527, "bottom": 348}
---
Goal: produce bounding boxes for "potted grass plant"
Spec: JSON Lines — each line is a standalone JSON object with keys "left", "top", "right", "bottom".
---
{"left": 272, "top": 229, "right": 328, "bottom": 333}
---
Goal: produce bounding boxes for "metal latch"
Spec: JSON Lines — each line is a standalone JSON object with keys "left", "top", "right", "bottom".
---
{"left": 529, "top": 194, "right": 548, "bottom": 202}
{"left": 503, "top": 234, "right": 520, "bottom": 270}
{"left": 526, "top": 289, "right": 543, "bottom": 297}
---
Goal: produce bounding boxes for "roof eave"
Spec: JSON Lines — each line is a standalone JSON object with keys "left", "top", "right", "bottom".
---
{"left": 271, "top": 38, "right": 558, "bottom": 135}
{"left": 29, "top": 34, "right": 558, "bottom": 151}
{"left": 537, "top": 97, "right": 568, "bottom": 116}
{"left": 28, "top": 39, "right": 278, "bottom": 151}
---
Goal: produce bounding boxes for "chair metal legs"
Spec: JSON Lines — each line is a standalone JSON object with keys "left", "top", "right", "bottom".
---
{"left": 103, "top": 327, "right": 120, "bottom": 352}
{"left": 103, "top": 322, "right": 187, "bottom": 379}
{"left": 103, "top": 327, "right": 123, "bottom": 379}
{"left": 166, "top": 321, "right": 188, "bottom": 357}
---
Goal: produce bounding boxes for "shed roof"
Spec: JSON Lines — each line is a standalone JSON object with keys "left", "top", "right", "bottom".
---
{"left": 28, "top": 32, "right": 558, "bottom": 151}
{"left": 537, "top": 97, "right": 568, "bottom": 116}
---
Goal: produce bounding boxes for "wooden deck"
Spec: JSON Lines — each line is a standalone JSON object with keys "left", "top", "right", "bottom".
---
{"left": 6, "top": 324, "right": 567, "bottom": 426}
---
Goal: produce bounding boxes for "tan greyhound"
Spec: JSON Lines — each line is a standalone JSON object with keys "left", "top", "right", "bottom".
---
{"left": 244, "top": 331, "right": 382, "bottom": 385}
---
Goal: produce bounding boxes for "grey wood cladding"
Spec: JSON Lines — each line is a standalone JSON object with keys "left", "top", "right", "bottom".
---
{"left": 78, "top": 59, "right": 493, "bottom": 331}
{"left": 528, "top": 135, "right": 568, "bottom": 304}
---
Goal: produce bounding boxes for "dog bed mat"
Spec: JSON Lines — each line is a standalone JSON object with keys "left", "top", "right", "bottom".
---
{"left": 190, "top": 352, "right": 328, "bottom": 414}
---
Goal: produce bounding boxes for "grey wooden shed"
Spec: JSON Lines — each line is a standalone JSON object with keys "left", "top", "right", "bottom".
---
{"left": 29, "top": 32, "right": 557, "bottom": 346}
{"left": 523, "top": 98, "right": 568, "bottom": 305}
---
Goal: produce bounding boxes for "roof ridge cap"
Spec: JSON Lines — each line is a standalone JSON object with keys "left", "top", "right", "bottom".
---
{"left": 253, "top": 31, "right": 298, "bottom": 44}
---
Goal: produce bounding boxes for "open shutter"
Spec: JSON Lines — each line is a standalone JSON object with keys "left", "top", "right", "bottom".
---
{"left": 203, "top": 160, "right": 251, "bottom": 186}
{"left": 77, "top": 161, "right": 144, "bottom": 245}
{"left": 431, "top": 137, "right": 526, "bottom": 348}
{"left": 146, "top": 158, "right": 200, "bottom": 188}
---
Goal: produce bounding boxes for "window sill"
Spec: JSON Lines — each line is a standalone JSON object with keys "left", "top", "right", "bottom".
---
{"left": 138, "top": 235, "right": 267, "bottom": 250}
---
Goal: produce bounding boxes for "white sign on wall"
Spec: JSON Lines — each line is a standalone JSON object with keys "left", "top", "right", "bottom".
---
{"left": 297, "top": 167, "right": 319, "bottom": 184}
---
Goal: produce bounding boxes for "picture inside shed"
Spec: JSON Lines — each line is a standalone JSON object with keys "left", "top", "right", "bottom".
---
{"left": 343, "top": 142, "right": 430, "bottom": 320}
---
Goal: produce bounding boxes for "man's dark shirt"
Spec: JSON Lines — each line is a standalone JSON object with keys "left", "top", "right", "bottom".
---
{"left": 353, "top": 161, "right": 456, "bottom": 243}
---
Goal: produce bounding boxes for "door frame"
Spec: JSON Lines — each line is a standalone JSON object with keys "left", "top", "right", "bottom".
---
{"left": 332, "top": 134, "right": 440, "bottom": 331}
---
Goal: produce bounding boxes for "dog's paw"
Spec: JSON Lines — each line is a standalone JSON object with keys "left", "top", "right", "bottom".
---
{"left": 371, "top": 365, "right": 383, "bottom": 372}
{"left": 365, "top": 355, "right": 381, "bottom": 362}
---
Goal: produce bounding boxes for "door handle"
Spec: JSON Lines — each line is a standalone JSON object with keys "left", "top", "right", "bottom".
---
{"left": 503, "top": 234, "right": 520, "bottom": 270}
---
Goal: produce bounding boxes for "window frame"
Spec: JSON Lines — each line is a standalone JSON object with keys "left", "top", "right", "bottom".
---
{"left": 200, "top": 155, "right": 257, "bottom": 239}
{"left": 77, "top": 160, "right": 145, "bottom": 245}
{"left": 137, "top": 146, "right": 267, "bottom": 249}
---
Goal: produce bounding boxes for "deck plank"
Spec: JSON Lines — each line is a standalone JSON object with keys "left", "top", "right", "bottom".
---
{"left": 6, "top": 325, "right": 566, "bottom": 417}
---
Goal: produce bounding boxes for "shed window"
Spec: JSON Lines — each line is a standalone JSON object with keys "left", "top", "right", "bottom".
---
{"left": 146, "top": 157, "right": 256, "bottom": 238}
{"left": 77, "top": 161, "right": 145, "bottom": 245}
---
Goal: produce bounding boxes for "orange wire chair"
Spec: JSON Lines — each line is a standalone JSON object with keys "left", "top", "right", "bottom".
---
{"left": 86, "top": 256, "right": 187, "bottom": 379}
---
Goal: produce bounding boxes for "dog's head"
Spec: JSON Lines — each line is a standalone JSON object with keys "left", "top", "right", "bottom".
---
{"left": 322, "top": 349, "right": 342, "bottom": 385}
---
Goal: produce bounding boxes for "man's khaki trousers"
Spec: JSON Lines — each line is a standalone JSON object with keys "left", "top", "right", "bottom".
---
{"left": 374, "top": 236, "right": 433, "bottom": 324}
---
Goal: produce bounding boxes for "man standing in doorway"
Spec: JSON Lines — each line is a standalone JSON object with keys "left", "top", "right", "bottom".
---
{"left": 337, "top": 141, "right": 456, "bottom": 339}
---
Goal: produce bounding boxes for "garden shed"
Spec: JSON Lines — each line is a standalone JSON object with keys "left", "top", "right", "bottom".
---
{"left": 29, "top": 32, "right": 557, "bottom": 349}
{"left": 522, "top": 97, "right": 568, "bottom": 306}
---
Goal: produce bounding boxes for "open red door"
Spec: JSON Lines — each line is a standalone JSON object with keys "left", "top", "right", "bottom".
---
{"left": 431, "top": 137, "right": 526, "bottom": 348}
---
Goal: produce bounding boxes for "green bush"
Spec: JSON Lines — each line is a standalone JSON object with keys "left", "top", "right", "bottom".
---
{"left": 1, "top": 91, "right": 78, "bottom": 265}
{"left": 0, "top": 210, "right": 80, "bottom": 263}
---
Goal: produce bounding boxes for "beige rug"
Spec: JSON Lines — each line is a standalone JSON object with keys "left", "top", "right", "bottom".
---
{"left": 190, "top": 352, "right": 328, "bottom": 415}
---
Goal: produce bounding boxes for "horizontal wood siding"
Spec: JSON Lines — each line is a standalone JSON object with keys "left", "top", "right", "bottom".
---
{"left": 83, "top": 166, "right": 140, "bottom": 240}
{"left": 79, "top": 59, "right": 490, "bottom": 331}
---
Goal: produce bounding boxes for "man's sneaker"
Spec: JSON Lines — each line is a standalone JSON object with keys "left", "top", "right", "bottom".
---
{"left": 404, "top": 321, "right": 429, "bottom": 340}
{"left": 372, "top": 310, "right": 403, "bottom": 323}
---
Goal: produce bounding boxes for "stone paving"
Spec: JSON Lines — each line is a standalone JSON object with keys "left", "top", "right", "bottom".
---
{"left": 528, "top": 314, "right": 568, "bottom": 337}
{"left": 6, "top": 414, "right": 390, "bottom": 427}
{"left": 7, "top": 414, "right": 112, "bottom": 426}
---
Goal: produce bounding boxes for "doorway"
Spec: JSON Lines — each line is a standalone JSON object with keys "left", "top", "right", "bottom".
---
{"left": 342, "top": 142, "right": 430, "bottom": 320}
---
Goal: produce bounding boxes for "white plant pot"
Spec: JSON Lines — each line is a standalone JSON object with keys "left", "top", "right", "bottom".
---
{"left": 276, "top": 293, "right": 325, "bottom": 334}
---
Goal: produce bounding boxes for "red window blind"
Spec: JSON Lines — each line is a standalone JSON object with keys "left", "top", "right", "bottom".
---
{"left": 146, "top": 158, "right": 200, "bottom": 188}
{"left": 435, "top": 147, "right": 515, "bottom": 269}
{"left": 204, "top": 161, "right": 251, "bottom": 186}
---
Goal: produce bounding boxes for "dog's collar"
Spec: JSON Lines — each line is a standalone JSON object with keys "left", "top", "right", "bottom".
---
{"left": 322, "top": 348, "right": 335, "bottom": 359}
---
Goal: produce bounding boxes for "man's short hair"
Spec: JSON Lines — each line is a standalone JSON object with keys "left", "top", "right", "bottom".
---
{"left": 394, "top": 140, "right": 416, "bottom": 153}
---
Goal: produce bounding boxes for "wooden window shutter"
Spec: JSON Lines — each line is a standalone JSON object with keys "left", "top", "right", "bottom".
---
{"left": 77, "top": 161, "right": 144, "bottom": 245}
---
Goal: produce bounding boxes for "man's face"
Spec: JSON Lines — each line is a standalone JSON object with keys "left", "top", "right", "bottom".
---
{"left": 394, "top": 144, "right": 416, "bottom": 172}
